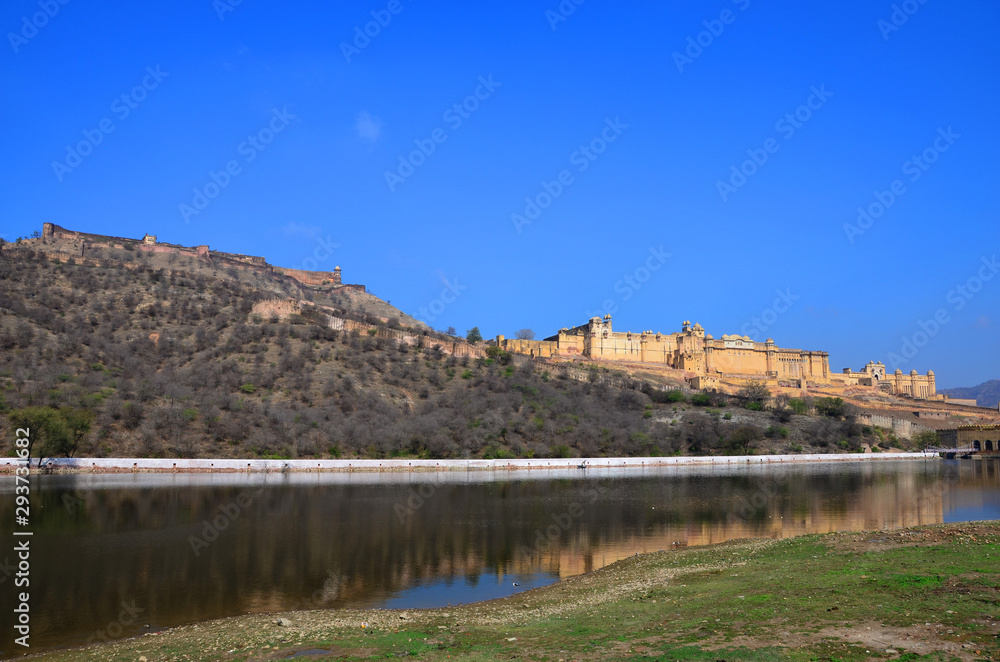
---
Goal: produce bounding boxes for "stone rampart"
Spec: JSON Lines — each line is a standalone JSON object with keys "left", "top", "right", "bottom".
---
{"left": 38, "top": 223, "right": 359, "bottom": 289}
{"left": 858, "top": 413, "right": 934, "bottom": 439}
{"left": 251, "top": 299, "right": 301, "bottom": 320}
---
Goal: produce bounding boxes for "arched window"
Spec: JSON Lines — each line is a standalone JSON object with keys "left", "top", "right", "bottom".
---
{"left": 987, "top": 440, "right": 995, "bottom": 452}
{"left": 973, "top": 440, "right": 981, "bottom": 451}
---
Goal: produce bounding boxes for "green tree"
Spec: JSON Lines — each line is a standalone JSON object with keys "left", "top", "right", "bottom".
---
{"left": 815, "top": 397, "right": 847, "bottom": 418}
{"left": 912, "top": 430, "right": 939, "bottom": 449}
{"left": 485, "top": 345, "right": 512, "bottom": 364}
{"left": 466, "top": 327, "right": 483, "bottom": 343}
{"left": 7, "top": 407, "right": 94, "bottom": 458}
{"left": 690, "top": 393, "right": 712, "bottom": 406}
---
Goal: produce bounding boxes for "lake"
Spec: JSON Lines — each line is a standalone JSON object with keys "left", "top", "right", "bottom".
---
{"left": 1, "top": 458, "right": 998, "bottom": 657}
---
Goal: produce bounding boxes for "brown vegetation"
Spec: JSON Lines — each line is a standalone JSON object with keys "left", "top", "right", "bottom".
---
{"left": 0, "top": 248, "right": 892, "bottom": 459}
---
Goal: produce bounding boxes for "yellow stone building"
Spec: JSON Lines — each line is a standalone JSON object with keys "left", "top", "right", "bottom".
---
{"left": 494, "top": 316, "right": 831, "bottom": 382}
{"left": 937, "top": 425, "right": 1000, "bottom": 452}
{"left": 494, "top": 316, "right": 940, "bottom": 400}
{"left": 840, "top": 361, "right": 936, "bottom": 399}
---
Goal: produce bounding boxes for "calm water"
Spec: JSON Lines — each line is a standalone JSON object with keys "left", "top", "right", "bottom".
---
{"left": 1, "top": 458, "right": 998, "bottom": 656}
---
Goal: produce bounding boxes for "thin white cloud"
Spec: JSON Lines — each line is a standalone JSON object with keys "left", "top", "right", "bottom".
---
{"left": 279, "top": 221, "right": 322, "bottom": 240}
{"left": 355, "top": 111, "right": 382, "bottom": 142}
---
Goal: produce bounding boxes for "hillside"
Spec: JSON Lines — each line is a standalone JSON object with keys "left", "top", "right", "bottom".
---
{"left": 0, "top": 242, "right": 899, "bottom": 459}
{"left": 939, "top": 380, "right": 1000, "bottom": 409}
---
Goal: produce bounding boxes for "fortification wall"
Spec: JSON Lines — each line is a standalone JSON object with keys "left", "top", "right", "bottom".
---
{"left": 43, "top": 223, "right": 138, "bottom": 248}
{"left": 941, "top": 396, "right": 978, "bottom": 407}
{"left": 273, "top": 266, "right": 341, "bottom": 286}
{"left": 494, "top": 337, "right": 560, "bottom": 358}
{"left": 38, "top": 224, "right": 363, "bottom": 290}
{"left": 858, "top": 413, "right": 934, "bottom": 440}
{"left": 251, "top": 299, "right": 301, "bottom": 320}
{"left": 211, "top": 251, "right": 267, "bottom": 267}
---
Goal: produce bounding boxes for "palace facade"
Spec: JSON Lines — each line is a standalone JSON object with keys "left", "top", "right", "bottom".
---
{"left": 493, "top": 316, "right": 939, "bottom": 400}
{"left": 494, "top": 316, "right": 831, "bottom": 383}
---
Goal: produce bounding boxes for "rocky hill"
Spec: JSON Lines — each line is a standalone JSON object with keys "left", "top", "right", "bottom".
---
{"left": 0, "top": 239, "right": 898, "bottom": 459}
{"left": 939, "top": 380, "right": 1000, "bottom": 409}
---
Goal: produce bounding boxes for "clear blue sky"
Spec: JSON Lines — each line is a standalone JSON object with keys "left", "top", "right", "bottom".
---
{"left": 2, "top": 0, "right": 998, "bottom": 388}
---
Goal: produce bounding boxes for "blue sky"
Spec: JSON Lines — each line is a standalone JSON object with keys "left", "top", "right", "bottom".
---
{"left": 2, "top": 0, "right": 998, "bottom": 388}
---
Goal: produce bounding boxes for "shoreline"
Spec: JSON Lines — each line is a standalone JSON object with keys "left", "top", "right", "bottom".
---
{"left": 18, "top": 521, "right": 999, "bottom": 662}
{"left": 1, "top": 452, "right": 937, "bottom": 474}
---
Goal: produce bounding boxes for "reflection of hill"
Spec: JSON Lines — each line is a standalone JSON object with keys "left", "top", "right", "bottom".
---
{"left": 2, "top": 462, "right": 989, "bottom": 653}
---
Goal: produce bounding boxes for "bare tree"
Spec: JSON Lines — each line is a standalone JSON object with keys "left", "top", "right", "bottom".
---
{"left": 736, "top": 379, "right": 770, "bottom": 410}
{"left": 514, "top": 329, "right": 535, "bottom": 340}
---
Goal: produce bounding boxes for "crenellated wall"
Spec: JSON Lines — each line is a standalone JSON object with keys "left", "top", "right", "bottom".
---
{"left": 39, "top": 223, "right": 361, "bottom": 291}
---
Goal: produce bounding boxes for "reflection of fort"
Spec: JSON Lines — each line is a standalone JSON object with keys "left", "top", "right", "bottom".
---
{"left": 530, "top": 473, "right": 946, "bottom": 578}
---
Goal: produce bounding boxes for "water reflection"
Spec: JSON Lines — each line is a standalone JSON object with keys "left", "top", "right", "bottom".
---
{"left": 0, "top": 458, "right": 996, "bottom": 656}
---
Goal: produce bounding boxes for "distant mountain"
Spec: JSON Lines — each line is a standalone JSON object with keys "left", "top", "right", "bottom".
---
{"left": 939, "top": 380, "right": 1000, "bottom": 408}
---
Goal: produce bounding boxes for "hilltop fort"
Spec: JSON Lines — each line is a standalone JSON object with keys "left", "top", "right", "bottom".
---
{"left": 494, "top": 315, "right": 946, "bottom": 402}
{"left": 37, "top": 223, "right": 363, "bottom": 293}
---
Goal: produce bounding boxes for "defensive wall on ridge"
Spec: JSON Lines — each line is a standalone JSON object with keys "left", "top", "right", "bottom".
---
{"left": 38, "top": 223, "right": 362, "bottom": 292}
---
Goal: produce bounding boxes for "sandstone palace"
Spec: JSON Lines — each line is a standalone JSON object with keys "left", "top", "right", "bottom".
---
{"left": 493, "top": 316, "right": 939, "bottom": 400}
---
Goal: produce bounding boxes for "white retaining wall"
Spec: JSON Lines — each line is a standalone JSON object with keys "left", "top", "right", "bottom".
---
{"left": 0, "top": 453, "right": 937, "bottom": 474}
